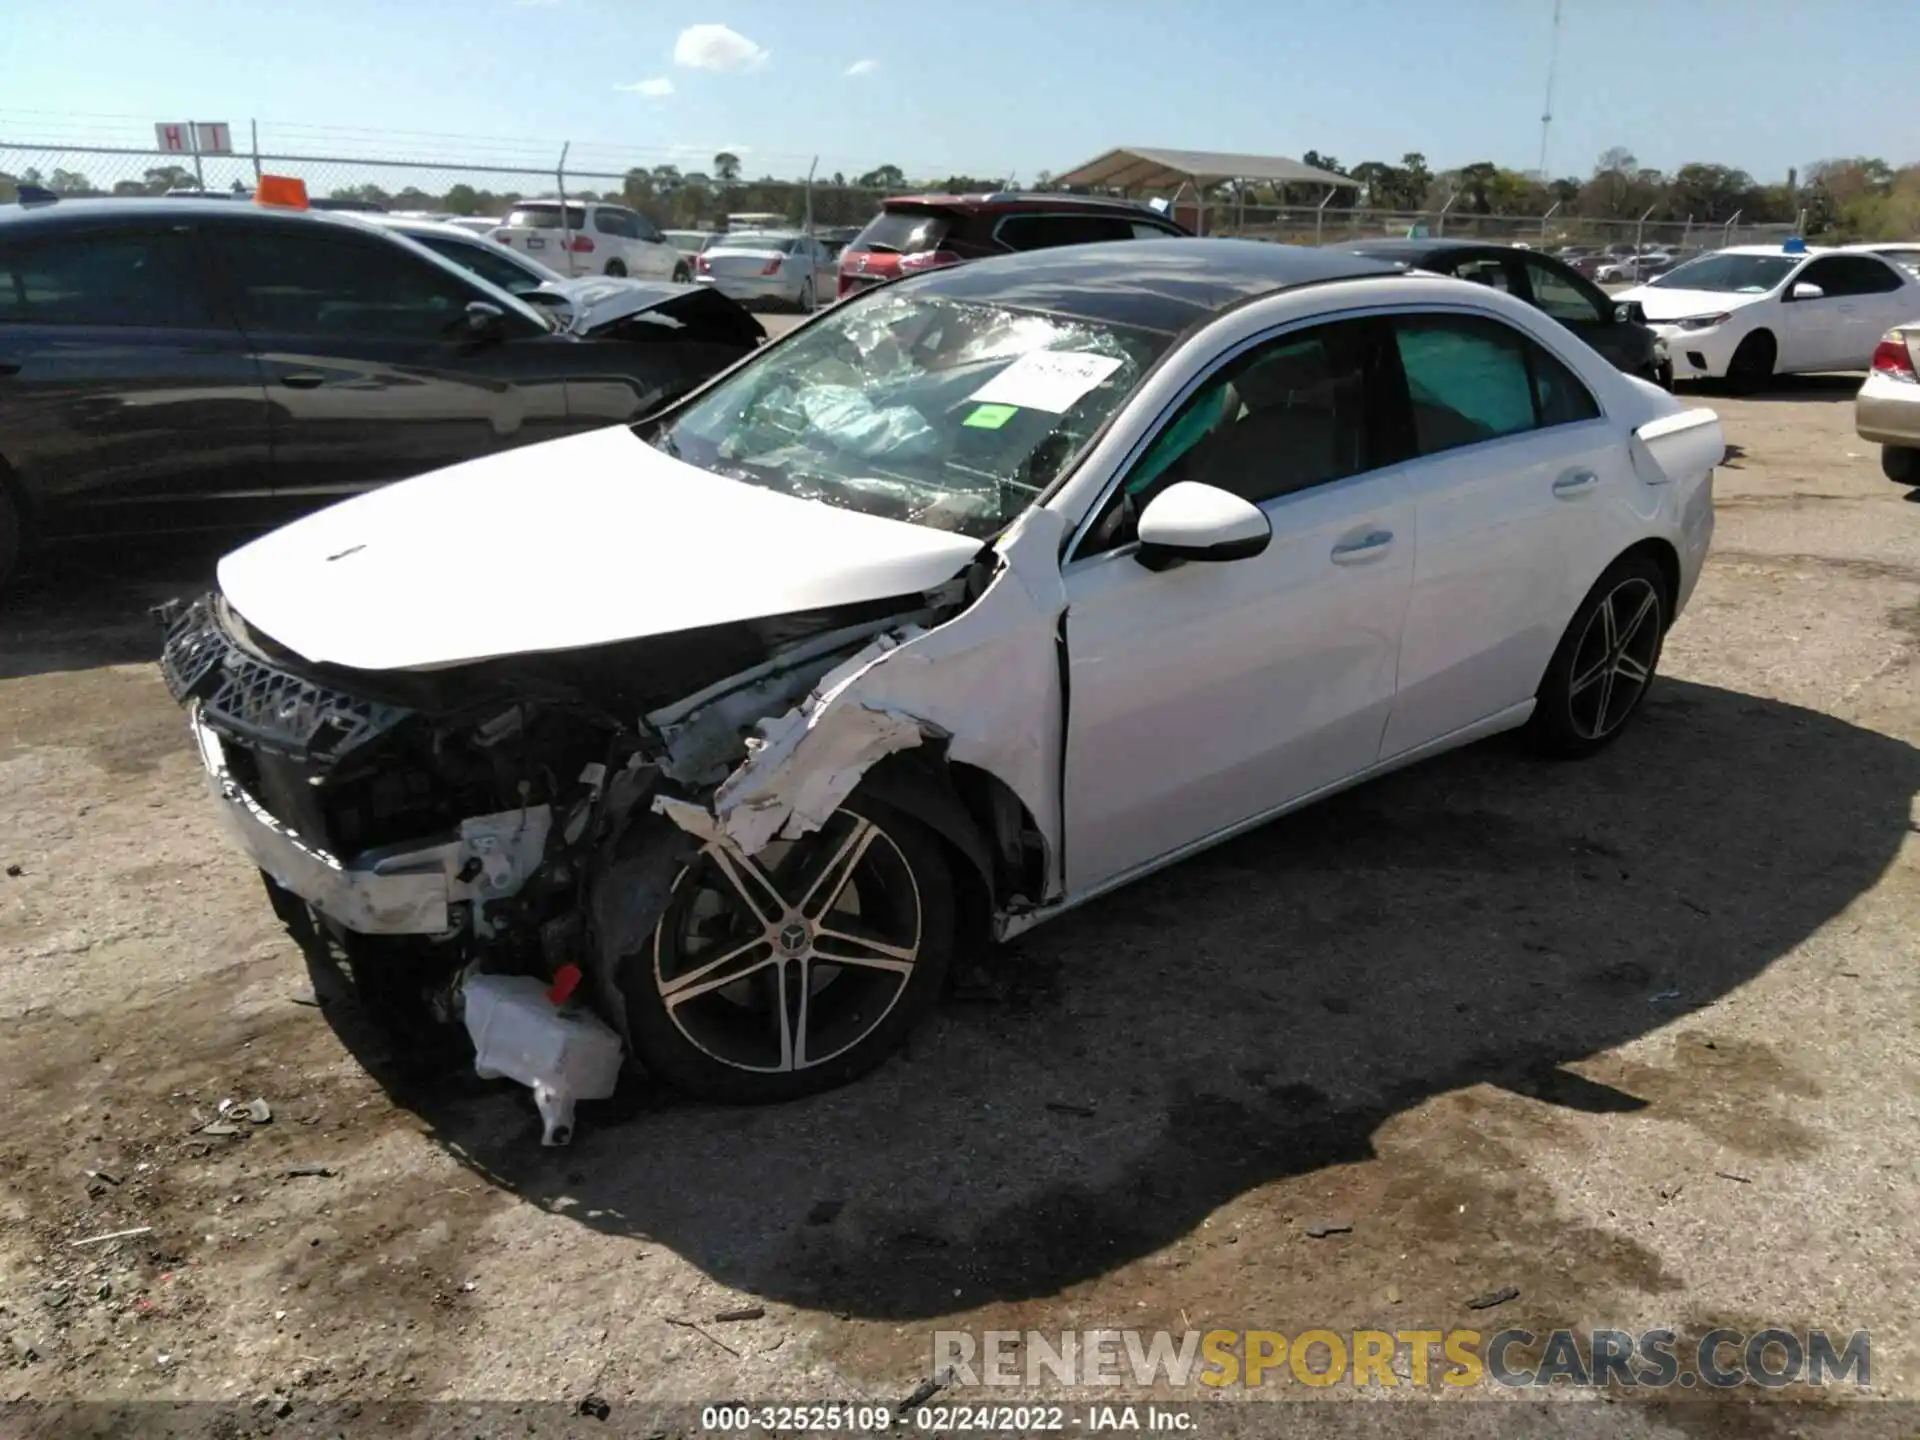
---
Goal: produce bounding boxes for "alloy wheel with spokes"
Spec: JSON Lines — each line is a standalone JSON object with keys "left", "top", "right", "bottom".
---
{"left": 1566, "top": 577, "right": 1661, "bottom": 741}
{"left": 624, "top": 800, "right": 953, "bottom": 1102}
{"left": 1527, "top": 552, "right": 1669, "bottom": 758}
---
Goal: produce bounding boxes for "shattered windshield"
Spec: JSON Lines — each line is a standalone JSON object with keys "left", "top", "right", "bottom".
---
{"left": 650, "top": 292, "right": 1169, "bottom": 540}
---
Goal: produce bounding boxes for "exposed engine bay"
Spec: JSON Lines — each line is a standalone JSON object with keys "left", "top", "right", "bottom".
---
{"left": 158, "top": 505, "right": 1069, "bottom": 1140}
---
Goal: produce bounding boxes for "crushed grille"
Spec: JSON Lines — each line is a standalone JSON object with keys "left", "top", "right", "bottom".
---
{"left": 161, "top": 594, "right": 412, "bottom": 766}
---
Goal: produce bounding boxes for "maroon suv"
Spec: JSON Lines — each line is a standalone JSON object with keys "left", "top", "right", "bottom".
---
{"left": 837, "top": 191, "right": 1190, "bottom": 299}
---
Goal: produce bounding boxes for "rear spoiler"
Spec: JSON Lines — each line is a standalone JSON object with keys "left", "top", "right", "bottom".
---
{"left": 1629, "top": 407, "right": 1723, "bottom": 487}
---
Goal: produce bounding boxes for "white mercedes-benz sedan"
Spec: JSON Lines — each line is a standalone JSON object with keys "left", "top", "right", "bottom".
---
{"left": 162, "top": 239, "right": 1723, "bottom": 1123}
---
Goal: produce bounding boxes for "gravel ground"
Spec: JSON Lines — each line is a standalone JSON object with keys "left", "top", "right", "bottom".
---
{"left": 2, "top": 375, "right": 1916, "bottom": 1435}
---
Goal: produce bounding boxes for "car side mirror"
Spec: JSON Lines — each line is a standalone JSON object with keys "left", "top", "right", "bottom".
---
{"left": 1789, "top": 282, "right": 1824, "bottom": 302}
{"left": 1135, "top": 482, "right": 1272, "bottom": 572}
{"left": 461, "top": 300, "right": 508, "bottom": 339}
{"left": 1615, "top": 300, "right": 1646, "bottom": 325}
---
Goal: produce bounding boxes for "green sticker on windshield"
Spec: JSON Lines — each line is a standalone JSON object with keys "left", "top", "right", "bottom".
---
{"left": 963, "top": 402, "right": 1019, "bottom": 430}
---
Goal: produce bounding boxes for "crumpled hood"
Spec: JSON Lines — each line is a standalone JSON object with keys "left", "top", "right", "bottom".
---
{"left": 216, "top": 426, "right": 982, "bottom": 672}
{"left": 540, "top": 277, "right": 765, "bottom": 347}
{"left": 1618, "top": 285, "right": 1772, "bottom": 323}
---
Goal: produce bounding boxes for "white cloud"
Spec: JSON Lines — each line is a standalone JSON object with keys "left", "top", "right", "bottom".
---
{"left": 673, "top": 23, "right": 769, "bottom": 71}
{"left": 617, "top": 76, "right": 675, "bottom": 97}
{"left": 844, "top": 58, "right": 879, "bottom": 77}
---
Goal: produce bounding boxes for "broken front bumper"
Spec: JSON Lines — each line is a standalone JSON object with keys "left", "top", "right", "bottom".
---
{"left": 190, "top": 714, "right": 552, "bottom": 937}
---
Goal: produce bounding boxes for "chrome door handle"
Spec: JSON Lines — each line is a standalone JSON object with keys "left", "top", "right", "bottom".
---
{"left": 1552, "top": 469, "right": 1599, "bottom": 497}
{"left": 1331, "top": 529, "right": 1393, "bottom": 562}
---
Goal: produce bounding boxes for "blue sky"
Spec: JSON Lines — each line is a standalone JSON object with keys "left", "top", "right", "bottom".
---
{"left": 5, "top": 0, "right": 1916, "bottom": 184}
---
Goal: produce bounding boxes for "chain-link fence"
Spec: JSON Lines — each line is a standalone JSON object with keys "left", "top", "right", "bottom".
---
{"left": 1196, "top": 202, "right": 1795, "bottom": 252}
{"left": 0, "top": 115, "right": 1799, "bottom": 253}
{"left": 0, "top": 117, "right": 893, "bottom": 234}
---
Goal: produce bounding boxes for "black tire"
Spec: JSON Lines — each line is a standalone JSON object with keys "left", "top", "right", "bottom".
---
{"left": 620, "top": 796, "right": 954, "bottom": 1104}
{"left": 1725, "top": 331, "right": 1775, "bottom": 395}
{"left": 1524, "top": 553, "right": 1669, "bottom": 759}
{"left": 0, "top": 481, "right": 21, "bottom": 595}
{"left": 672, "top": 262, "right": 692, "bottom": 283}
{"left": 604, "top": 259, "right": 628, "bottom": 277}
{"left": 1882, "top": 445, "right": 1919, "bottom": 486}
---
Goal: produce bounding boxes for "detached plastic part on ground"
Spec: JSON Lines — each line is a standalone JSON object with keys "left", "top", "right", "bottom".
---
{"left": 463, "top": 973, "right": 624, "bottom": 1145}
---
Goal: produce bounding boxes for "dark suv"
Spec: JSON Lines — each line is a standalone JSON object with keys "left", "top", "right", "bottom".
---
{"left": 0, "top": 196, "right": 762, "bottom": 589}
{"left": 837, "top": 192, "right": 1189, "bottom": 299}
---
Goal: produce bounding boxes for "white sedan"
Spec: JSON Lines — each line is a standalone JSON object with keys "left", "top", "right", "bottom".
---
{"left": 1620, "top": 242, "right": 1919, "bottom": 391}
{"left": 163, "top": 240, "right": 1722, "bottom": 1116}
{"left": 696, "top": 230, "right": 838, "bottom": 311}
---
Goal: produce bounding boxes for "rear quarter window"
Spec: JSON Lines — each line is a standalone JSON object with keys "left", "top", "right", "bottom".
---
{"left": 854, "top": 209, "right": 953, "bottom": 254}
{"left": 507, "top": 205, "right": 586, "bottom": 230}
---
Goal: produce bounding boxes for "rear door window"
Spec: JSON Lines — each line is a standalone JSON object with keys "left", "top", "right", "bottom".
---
{"left": 853, "top": 209, "right": 953, "bottom": 254}
{"left": 211, "top": 227, "right": 478, "bottom": 340}
{"left": 1521, "top": 257, "right": 1606, "bottom": 323}
{"left": 1450, "top": 256, "right": 1517, "bottom": 294}
{"left": 594, "top": 208, "right": 638, "bottom": 238}
{"left": 1393, "top": 313, "right": 1599, "bottom": 456}
{"left": 996, "top": 214, "right": 1134, "bottom": 250}
{"left": 3, "top": 229, "right": 218, "bottom": 328}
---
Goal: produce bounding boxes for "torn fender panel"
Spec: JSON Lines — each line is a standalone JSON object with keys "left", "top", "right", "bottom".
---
{"left": 657, "top": 506, "right": 1070, "bottom": 898}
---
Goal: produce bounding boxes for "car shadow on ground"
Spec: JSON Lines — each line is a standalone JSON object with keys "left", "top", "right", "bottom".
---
{"left": 306, "top": 676, "right": 1920, "bottom": 1322}
{"left": 0, "top": 535, "right": 229, "bottom": 681}
{"left": 1683, "top": 372, "right": 1862, "bottom": 404}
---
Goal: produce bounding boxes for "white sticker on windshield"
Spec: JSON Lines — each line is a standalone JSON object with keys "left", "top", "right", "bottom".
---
{"left": 968, "top": 351, "right": 1124, "bottom": 414}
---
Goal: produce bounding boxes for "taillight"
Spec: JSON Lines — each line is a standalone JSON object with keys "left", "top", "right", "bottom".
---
{"left": 493, "top": 229, "right": 512, "bottom": 242}
{"left": 837, "top": 273, "right": 856, "bottom": 297}
{"left": 897, "top": 249, "right": 963, "bottom": 274}
{"left": 1872, "top": 333, "right": 1917, "bottom": 382}
{"left": 760, "top": 257, "right": 782, "bottom": 276}
{"left": 566, "top": 235, "right": 594, "bottom": 253}
{"left": 696, "top": 254, "right": 710, "bottom": 274}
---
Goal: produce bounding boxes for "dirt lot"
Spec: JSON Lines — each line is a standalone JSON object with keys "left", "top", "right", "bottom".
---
{"left": 2, "top": 377, "right": 1917, "bottom": 1432}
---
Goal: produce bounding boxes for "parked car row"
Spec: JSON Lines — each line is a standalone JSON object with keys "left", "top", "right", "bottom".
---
{"left": 0, "top": 191, "right": 764, "bottom": 588}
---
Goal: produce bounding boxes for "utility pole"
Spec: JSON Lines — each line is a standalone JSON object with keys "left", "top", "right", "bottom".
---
{"left": 1538, "top": 0, "right": 1564, "bottom": 179}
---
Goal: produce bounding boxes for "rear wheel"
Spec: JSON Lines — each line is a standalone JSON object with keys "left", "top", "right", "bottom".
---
{"left": 620, "top": 798, "right": 954, "bottom": 1104}
{"left": 604, "top": 259, "right": 628, "bottom": 277}
{"left": 1725, "top": 331, "right": 1775, "bottom": 395}
{"left": 1525, "top": 554, "right": 1669, "bottom": 759}
{"left": 797, "top": 280, "right": 818, "bottom": 313}
{"left": 1882, "top": 445, "right": 1919, "bottom": 486}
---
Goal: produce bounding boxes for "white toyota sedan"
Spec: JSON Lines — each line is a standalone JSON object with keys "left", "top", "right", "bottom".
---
{"left": 1619, "top": 242, "right": 1919, "bottom": 391}
{"left": 162, "top": 240, "right": 1723, "bottom": 1119}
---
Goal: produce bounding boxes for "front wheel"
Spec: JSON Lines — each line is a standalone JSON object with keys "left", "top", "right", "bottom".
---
{"left": 1525, "top": 554, "right": 1669, "bottom": 759}
{"left": 0, "top": 482, "right": 22, "bottom": 594}
{"left": 604, "top": 259, "right": 628, "bottom": 277}
{"left": 1725, "top": 331, "right": 1775, "bottom": 395}
{"left": 672, "top": 262, "right": 692, "bottom": 283}
{"left": 1882, "top": 445, "right": 1918, "bottom": 486}
{"left": 620, "top": 798, "right": 954, "bottom": 1103}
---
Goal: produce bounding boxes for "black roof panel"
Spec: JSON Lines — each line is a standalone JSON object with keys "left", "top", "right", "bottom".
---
{"left": 1346, "top": 238, "right": 1507, "bottom": 262}
{"left": 900, "top": 238, "right": 1405, "bottom": 334}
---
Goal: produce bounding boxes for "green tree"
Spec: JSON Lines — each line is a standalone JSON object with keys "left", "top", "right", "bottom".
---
{"left": 713, "top": 151, "right": 742, "bottom": 183}
{"left": 48, "top": 168, "right": 93, "bottom": 195}
{"left": 444, "top": 182, "right": 480, "bottom": 214}
{"left": 142, "top": 165, "right": 199, "bottom": 193}
{"left": 856, "top": 163, "right": 906, "bottom": 191}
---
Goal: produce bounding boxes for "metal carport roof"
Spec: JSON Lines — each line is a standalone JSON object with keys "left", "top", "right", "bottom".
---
{"left": 1050, "top": 146, "right": 1359, "bottom": 193}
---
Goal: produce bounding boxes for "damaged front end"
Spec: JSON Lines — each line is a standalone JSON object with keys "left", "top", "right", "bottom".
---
{"left": 160, "top": 509, "right": 1066, "bottom": 1130}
